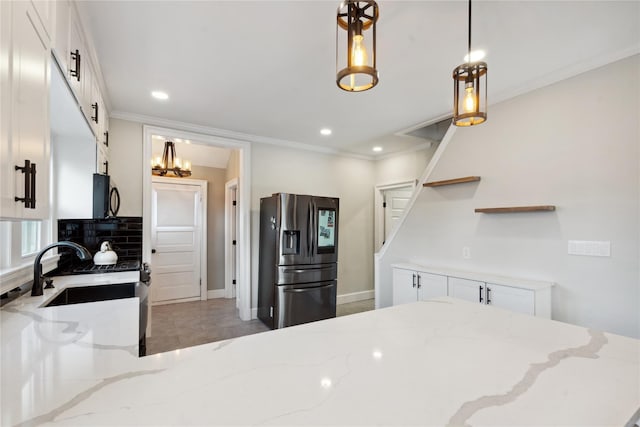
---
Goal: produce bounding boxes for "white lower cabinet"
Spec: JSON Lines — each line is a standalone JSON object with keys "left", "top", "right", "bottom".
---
{"left": 392, "top": 264, "right": 553, "bottom": 318}
{"left": 392, "top": 268, "right": 447, "bottom": 305}
{"left": 448, "top": 277, "right": 535, "bottom": 316}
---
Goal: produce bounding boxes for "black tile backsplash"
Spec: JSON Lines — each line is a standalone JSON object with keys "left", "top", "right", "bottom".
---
{"left": 58, "top": 217, "right": 143, "bottom": 266}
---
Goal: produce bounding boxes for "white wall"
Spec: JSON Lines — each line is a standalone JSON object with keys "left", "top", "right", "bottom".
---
{"left": 378, "top": 55, "right": 640, "bottom": 338}
{"left": 108, "top": 118, "right": 143, "bottom": 216}
{"left": 190, "top": 165, "right": 227, "bottom": 291}
{"left": 375, "top": 145, "right": 436, "bottom": 186}
{"left": 250, "top": 144, "right": 375, "bottom": 304}
{"left": 52, "top": 135, "right": 95, "bottom": 219}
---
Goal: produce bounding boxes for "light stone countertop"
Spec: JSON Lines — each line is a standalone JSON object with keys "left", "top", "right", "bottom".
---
{"left": 1, "top": 275, "right": 638, "bottom": 426}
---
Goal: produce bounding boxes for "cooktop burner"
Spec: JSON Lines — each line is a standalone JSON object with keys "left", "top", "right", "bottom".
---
{"left": 63, "top": 260, "right": 141, "bottom": 275}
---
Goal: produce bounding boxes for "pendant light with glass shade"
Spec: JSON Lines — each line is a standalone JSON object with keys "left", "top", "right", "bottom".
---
{"left": 453, "top": 0, "right": 487, "bottom": 126}
{"left": 336, "top": 0, "right": 379, "bottom": 92}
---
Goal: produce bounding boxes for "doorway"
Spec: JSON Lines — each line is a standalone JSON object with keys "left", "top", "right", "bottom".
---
{"left": 374, "top": 180, "right": 416, "bottom": 251}
{"left": 142, "top": 125, "right": 252, "bottom": 329}
{"left": 150, "top": 177, "right": 207, "bottom": 304}
{"left": 225, "top": 178, "right": 239, "bottom": 301}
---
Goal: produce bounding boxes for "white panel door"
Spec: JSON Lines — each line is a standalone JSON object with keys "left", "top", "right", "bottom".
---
{"left": 448, "top": 277, "right": 484, "bottom": 304}
{"left": 383, "top": 187, "right": 413, "bottom": 242}
{"left": 151, "top": 181, "right": 202, "bottom": 303}
{"left": 392, "top": 268, "right": 418, "bottom": 305}
{"left": 487, "top": 283, "right": 535, "bottom": 315}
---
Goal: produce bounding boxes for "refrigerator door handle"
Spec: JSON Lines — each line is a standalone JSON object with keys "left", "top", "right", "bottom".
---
{"left": 307, "top": 201, "right": 312, "bottom": 256}
{"left": 284, "top": 283, "right": 334, "bottom": 293}
{"left": 283, "top": 267, "right": 334, "bottom": 273}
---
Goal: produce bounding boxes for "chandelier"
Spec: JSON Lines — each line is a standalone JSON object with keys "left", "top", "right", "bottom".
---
{"left": 151, "top": 141, "right": 192, "bottom": 178}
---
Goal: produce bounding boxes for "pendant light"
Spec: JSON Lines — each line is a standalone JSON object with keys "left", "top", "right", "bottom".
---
{"left": 151, "top": 141, "right": 192, "bottom": 178}
{"left": 452, "top": 0, "right": 487, "bottom": 126}
{"left": 336, "top": 0, "right": 379, "bottom": 92}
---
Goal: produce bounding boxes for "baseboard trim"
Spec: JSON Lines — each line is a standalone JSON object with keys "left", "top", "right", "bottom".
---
{"left": 207, "top": 289, "right": 226, "bottom": 299}
{"left": 337, "top": 290, "right": 375, "bottom": 305}
{"left": 251, "top": 308, "right": 258, "bottom": 319}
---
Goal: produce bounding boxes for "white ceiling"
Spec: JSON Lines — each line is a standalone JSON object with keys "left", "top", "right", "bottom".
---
{"left": 78, "top": 1, "right": 640, "bottom": 157}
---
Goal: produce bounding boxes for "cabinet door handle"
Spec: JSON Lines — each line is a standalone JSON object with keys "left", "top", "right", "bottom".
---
{"left": 91, "top": 102, "right": 99, "bottom": 123}
{"left": 486, "top": 286, "right": 492, "bottom": 304}
{"left": 412, "top": 273, "right": 416, "bottom": 288}
{"left": 29, "top": 162, "right": 36, "bottom": 209}
{"left": 14, "top": 160, "right": 31, "bottom": 206}
{"left": 104, "top": 131, "right": 109, "bottom": 147}
{"left": 70, "top": 49, "right": 81, "bottom": 81}
{"left": 104, "top": 161, "right": 108, "bottom": 175}
{"left": 479, "top": 285, "right": 484, "bottom": 303}
{"left": 417, "top": 274, "right": 421, "bottom": 289}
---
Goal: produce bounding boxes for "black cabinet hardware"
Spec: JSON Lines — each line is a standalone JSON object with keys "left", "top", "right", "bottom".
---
{"left": 91, "top": 102, "right": 99, "bottom": 123}
{"left": 14, "top": 160, "right": 36, "bottom": 209}
{"left": 479, "top": 285, "right": 484, "bottom": 303}
{"left": 29, "top": 162, "right": 36, "bottom": 209}
{"left": 151, "top": 249, "right": 156, "bottom": 254}
{"left": 412, "top": 273, "right": 416, "bottom": 288}
{"left": 103, "top": 161, "right": 108, "bottom": 175}
{"left": 70, "top": 49, "right": 81, "bottom": 81}
{"left": 14, "top": 159, "right": 31, "bottom": 206}
{"left": 487, "top": 286, "right": 492, "bottom": 304}
{"left": 103, "top": 131, "right": 109, "bottom": 147}
{"left": 417, "top": 274, "right": 421, "bottom": 289}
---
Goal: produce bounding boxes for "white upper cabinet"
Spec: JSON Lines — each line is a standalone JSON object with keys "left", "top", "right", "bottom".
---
{"left": 51, "top": 0, "right": 110, "bottom": 171}
{"left": 53, "top": 0, "right": 70, "bottom": 82}
{"left": 0, "top": 1, "right": 51, "bottom": 220}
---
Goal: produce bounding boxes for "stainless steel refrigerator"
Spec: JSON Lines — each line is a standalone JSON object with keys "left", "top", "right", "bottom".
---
{"left": 258, "top": 193, "right": 339, "bottom": 329}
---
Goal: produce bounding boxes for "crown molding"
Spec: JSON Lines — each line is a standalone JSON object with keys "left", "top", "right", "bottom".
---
{"left": 109, "top": 111, "right": 374, "bottom": 161}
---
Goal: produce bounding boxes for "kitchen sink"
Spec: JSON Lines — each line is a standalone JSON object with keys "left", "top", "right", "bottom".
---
{"left": 43, "top": 283, "right": 137, "bottom": 307}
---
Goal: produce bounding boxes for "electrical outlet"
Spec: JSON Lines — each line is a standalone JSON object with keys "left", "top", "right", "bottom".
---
{"left": 568, "top": 240, "right": 611, "bottom": 257}
{"left": 463, "top": 246, "right": 471, "bottom": 259}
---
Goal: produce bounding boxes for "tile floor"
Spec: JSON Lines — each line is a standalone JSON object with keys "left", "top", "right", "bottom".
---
{"left": 146, "top": 298, "right": 375, "bottom": 355}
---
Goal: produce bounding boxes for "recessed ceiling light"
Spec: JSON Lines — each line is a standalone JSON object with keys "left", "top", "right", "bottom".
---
{"left": 463, "top": 50, "right": 485, "bottom": 62}
{"left": 151, "top": 91, "right": 169, "bottom": 100}
{"left": 320, "top": 128, "right": 332, "bottom": 136}
{"left": 372, "top": 146, "right": 383, "bottom": 152}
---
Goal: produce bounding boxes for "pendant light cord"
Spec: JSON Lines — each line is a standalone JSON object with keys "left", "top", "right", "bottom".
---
{"left": 468, "top": 0, "right": 472, "bottom": 63}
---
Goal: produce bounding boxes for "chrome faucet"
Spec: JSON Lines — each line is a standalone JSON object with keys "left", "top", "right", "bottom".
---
{"left": 32, "top": 241, "right": 92, "bottom": 296}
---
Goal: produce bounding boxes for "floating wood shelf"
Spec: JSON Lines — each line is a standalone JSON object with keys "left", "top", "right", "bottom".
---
{"left": 423, "top": 176, "right": 481, "bottom": 187}
{"left": 474, "top": 205, "right": 556, "bottom": 214}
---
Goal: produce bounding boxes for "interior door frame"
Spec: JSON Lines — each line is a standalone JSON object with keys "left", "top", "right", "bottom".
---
{"left": 224, "top": 178, "right": 238, "bottom": 299}
{"left": 142, "top": 125, "right": 252, "bottom": 321}
{"left": 151, "top": 176, "right": 208, "bottom": 305}
{"left": 374, "top": 180, "right": 417, "bottom": 252}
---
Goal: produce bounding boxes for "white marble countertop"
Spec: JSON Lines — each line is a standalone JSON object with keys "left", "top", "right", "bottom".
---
{"left": 2, "top": 279, "right": 638, "bottom": 426}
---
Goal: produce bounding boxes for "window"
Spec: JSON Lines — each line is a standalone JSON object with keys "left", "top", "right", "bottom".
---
{"left": 0, "top": 220, "right": 49, "bottom": 270}
{"left": 21, "top": 221, "right": 41, "bottom": 257}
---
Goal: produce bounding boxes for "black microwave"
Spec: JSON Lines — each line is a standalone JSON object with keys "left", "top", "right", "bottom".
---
{"left": 93, "top": 173, "right": 120, "bottom": 218}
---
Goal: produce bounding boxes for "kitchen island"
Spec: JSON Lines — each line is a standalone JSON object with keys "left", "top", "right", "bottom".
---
{"left": 2, "top": 276, "right": 638, "bottom": 426}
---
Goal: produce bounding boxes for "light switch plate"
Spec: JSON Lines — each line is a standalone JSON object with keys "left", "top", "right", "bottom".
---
{"left": 568, "top": 240, "right": 611, "bottom": 257}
